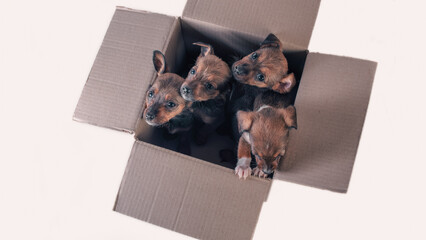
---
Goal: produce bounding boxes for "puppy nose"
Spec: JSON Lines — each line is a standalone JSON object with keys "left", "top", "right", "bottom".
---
{"left": 234, "top": 65, "right": 241, "bottom": 75}
{"left": 182, "top": 86, "right": 191, "bottom": 94}
{"left": 234, "top": 64, "right": 247, "bottom": 75}
{"left": 145, "top": 112, "right": 155, "bottom": 121}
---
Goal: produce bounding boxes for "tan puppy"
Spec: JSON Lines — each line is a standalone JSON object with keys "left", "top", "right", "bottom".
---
{"left": 235, "top": 91, "right": 297, "bottom": 179}
{"left": 143, "top": 51, "right": 194, "bottom": 154}
{"left": 181, "top": 42, "right": 232, "bottom": 145}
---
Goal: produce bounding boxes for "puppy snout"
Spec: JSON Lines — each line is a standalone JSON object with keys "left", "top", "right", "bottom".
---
{"left": 233, "top": 64, "right": 247, "bottom": 76}
{"left": 145, "top": 112, "right": 155, "bottom": 121}
{"left": 181, "top": 86, "right": 191, "bottom": 94}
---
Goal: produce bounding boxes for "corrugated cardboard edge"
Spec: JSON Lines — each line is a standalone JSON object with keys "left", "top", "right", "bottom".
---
{"left": 114, "top": 140, "right": 272, "bottom": 208}
{"left": 72, "top": 8, "right": 121, "bottom": 130}
{"left": 275, "top": 53, "right": 377, "bottom": 193}
{"left": 113, "top": 140, "right": 272, "bottom": 240}
{"left": 73, "top": 7, "right": 178, "bottom": 133}
{"left": 182, "top": 0, "right": 321, "bottom": 50}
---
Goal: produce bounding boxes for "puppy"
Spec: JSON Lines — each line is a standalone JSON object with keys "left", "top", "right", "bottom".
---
{"left": 232, "top": 33, "right": 296, "bottom": 94}
{"left": 143, "top": 50, "right": 193, "bottom": 154}
{"left": 234, "top": 91, "right": 297, "bottom": 179}
{"left": 228, "top": 34, "right": 297, "bottom": 141}
{"left": 180, "top": 42, "right": 232, "bottom": 145}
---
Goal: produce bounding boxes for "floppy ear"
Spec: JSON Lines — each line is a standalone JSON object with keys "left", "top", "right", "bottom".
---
{"left": 237, "top": 111, "right": 256, "bottom": 133}
{"left": 193, "top": 42, "right": 214, "bottom": 57}
{"left": 260, "top": 33, "right": 283, "bottom": 51}
{"left": 272, "top": 73, "right": 296, "bottom": 94}
{"left": 280, "top": 105, "right": 297, "bottom": 129}
{"left": 152, "top": 50, "right": 167, "bottom": 74}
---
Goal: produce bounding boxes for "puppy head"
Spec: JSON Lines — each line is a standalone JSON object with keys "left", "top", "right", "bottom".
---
{"left": 180, "top": 42, "right": 231, "bottom": 102}
{"left": 237, "top": 105, "right": 297, "bottom": 175}
{"left": 232, "top": 33, "right": 296, "bottom": 94}
{"left": 143, "top": 50, "right": 188, "bottom": 126}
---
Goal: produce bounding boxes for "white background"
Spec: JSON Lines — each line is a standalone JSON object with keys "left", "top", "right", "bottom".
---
{"left": 1, "top": 0, "right": 425, "bottom": 239}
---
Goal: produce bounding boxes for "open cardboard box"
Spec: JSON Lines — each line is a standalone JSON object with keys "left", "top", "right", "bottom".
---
{"left": 73, "top": 1, "right": 377, "bottom": 239}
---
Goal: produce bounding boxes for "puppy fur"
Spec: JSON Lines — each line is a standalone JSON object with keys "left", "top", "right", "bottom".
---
{"left": 235, "top": 91, "right": 297, "bottom": 179}
{"left": 143, "top": 51, "right": 193, "bottom": 154}
{"left": 180, "top": 42, "right": 232, "bottom": 145}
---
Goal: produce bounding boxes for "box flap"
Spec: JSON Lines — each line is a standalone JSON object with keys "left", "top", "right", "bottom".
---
{"left": 275, "top": 53, "right": 377, "bottom": 193}
{"left": 115, "top": 141, "right": 271, "bottom": 240}
{"left": 182, "top": 0, "right": 321, "bottom": 50}
{"left": 73, "top": 7, "right": 177, "bottom": 132}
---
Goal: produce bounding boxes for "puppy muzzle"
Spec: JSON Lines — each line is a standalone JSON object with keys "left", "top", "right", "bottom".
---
{"left": 180, "top": 86, "right": 195, "bottom": 101}
{"left": 233, "top": 64, "right": 248, "bottom": 76}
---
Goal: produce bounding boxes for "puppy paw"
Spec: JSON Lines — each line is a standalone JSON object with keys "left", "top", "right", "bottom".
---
{"left": 235, "top": 158, "right": 251, "bottom": 179}
{"left": 252, "top": 167, "right": 268, "bottom": 178}
{"left": 235, "top": 165, "right": 251, "bottom": 179}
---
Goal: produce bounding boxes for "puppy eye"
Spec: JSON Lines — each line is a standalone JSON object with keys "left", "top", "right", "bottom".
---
{"left": 256, "top": 73, "right": 265, "bottom": 82}
{"left": 205, "top": 83, "right": 214, "bottom": 90}
{"left": 251, "top": 52, "right": 258, "bottom": 60}
{"left": 166, "top": 101, "right": 176, "bottom": 108}
{"left": 190, "top": 68, "right": 196, "bottom": 75}
{"left": 148, "top": 90, "right": 154, "bottom": 98}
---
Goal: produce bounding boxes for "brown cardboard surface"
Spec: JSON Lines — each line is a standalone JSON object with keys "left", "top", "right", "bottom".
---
{"left": 114, "top": 141, "right": 271, "bottom": 240}
{"left": 73, "top": 8, "right": 176, "bottom": 132}
{"left": 275, "top": 53, "right": 377, "bottom": 193}
{"left": 183, "top": 0, "right": 321, "bottom": 50}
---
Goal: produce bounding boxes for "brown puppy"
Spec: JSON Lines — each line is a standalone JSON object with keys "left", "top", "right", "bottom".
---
{"left": 180, "top": 42, "right": 232, "bottom": 145}
{"left": 228, "top": 34, "right": 297, "bottom": 142}
{"left": 232, "top": 33, "right": 296, "bottom": 94}
{"left": 143, "top": 51, "right": 193, "bottom": 154}
{"left": 234, "top": 91, "right": 297, "bottom": 179}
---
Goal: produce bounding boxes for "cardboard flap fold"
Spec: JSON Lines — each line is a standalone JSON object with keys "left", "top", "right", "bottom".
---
{"left": 115, "top": 141, "right": 271, "bottom": 240}
{"left": 182, "top": 0, "right": 321, "bottom": 49}
{"left": 73, "top": 8, "right": 176, "bottom": 132}
{"left": 275, "top": 53, "right": 377, "bottom": 193}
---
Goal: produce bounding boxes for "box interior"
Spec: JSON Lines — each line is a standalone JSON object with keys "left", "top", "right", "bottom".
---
{"left": 135, "top": 17, "right": 308, "bottom": 172}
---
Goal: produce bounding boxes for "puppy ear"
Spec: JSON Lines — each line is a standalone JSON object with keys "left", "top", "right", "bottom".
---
{"left": 152, "top": 50, "right": 167, "bottom": 74}
{"left": 280, "top": 106, "right": 297, "bottom": 130}
{"left": 272, "top": 73, "right": 296, "bottom": 94}
{"left": 260, "top": 33, "right": 283, "bottom": 51}
{"left": 237, "top": 111, "right": 256, "bottom": 133}
{"left": 193, "top": 42, "right": 214, "bottom": 57}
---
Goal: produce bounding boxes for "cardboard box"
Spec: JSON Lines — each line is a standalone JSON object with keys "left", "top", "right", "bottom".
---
{"left": 73, "top": 1, "right": 377, "bottom": 239}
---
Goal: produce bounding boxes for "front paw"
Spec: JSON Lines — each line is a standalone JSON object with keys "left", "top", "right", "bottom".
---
{"left": 252, "top": 167, "right": 268, "bottom": 178}
{"left": 235, "top": 157, "right": 251, "bottom": 179}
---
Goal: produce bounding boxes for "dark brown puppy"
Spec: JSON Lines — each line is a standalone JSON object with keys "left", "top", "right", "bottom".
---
{"left": 144, "top": 51, "right": 194, "bottom": 153}
{"left": 180, "top": 42, "right": 232, "bottom": 145}
{"left": 235, "top": 91, "right": 297, "bottom": 179}
{"left": 232, "top": 33, "right": 296, "bottom": 94}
